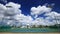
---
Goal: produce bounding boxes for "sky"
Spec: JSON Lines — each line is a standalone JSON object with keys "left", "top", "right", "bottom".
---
{"left": 9, "top": 0, "right": 60, "bottom": 15}
{"left": 0, "top": 0, "right": 60, "bottom": 15}
{"left": 0, "top": 0, "right": 60, "bottom": 27}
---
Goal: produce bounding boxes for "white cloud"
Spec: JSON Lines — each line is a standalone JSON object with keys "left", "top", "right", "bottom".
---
{"left": 45, "top": 11, "right": 60, "bottom": 24}
{"left": 0, "top": 2, "right": 22, "bottom": 26}
{"left": 5, "top": 2, "right": 21, "bottom": 16}
{"left": 31, "top": 5, "right": 60, "bottom": 26}
{"left": 31, "top": 5, "right": 52, "bottom": 18}
{"left": 0, "top": 2, "right": 33, "bottom": 27}
{"left": 45, "top": 11, "right": 60, "bottom": 17}
{"left": 5, "top": 2, "right": 21, "bottom": 9}
{"left": 14, "top": 14, "right": 33, "bottom": 26}
{"left": 32, "top": 17, "right": 45, "bottom": 26}
{"left": 0, "top": 2, "right": 60, "bottom": 27}
{"left": 32, "top": 17, "right": 55, "bottom": 26}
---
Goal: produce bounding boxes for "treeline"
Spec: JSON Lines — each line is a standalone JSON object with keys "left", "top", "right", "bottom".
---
{"left": 0, "top": 24, "right": 60, "bottom": 29}
{"left": 49, "top": 24, "right": 60, "bottom": 28}
{"left": 0, "top": 25, "right": 12, "bottom": 29}
{"left": 32, "top": 24, "right": 60, "bottom": 28}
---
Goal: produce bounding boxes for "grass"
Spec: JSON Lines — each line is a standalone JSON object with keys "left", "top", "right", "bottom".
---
{"left": 0, "top": 27, "right": 60, "bottom": 32}
{"left": 0, "top": 25, "right": 60, "bottom": 32}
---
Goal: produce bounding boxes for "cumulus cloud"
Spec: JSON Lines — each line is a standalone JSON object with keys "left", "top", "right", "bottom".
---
{"left": 0, "top": 2, "right": 22, "bottom": 26}
{"left": 31, "top": 5, "right": 52, "bottom": 18}
{"left": 14, "top": 14, "right": 33, "bottom": 25}
{"left": 0, "top": 2, "right": 33, "bottom": 27}
{"left": 32, "top": 17, "right": 45, "bottom": 26}
{"left": 5, "top": 2, "right": 21, "bottom": 16}
{"left": 32, "top": 17, "right": 56, "bottom": 26}
{"left": 5, "top": 2, "right": 21, "bottom": 9}
{"left": 45, "top": 11, "right": 60, "bottom": 24}
{"left": 31, "top": 5, "right": 60, "bottom": 26}
{"left": 0, "top": 2, "right": 60, "bottom": 28}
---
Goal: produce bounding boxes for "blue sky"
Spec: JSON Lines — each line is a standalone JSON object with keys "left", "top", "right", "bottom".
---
{"left": 10, "top": 0, "right": 60, "bottom": 15}
{"left": 0, "top": 0, "right": 60, "bottom": 15}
